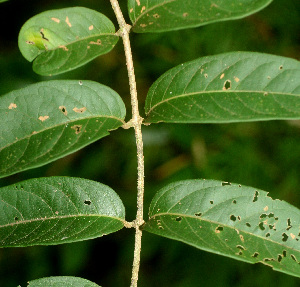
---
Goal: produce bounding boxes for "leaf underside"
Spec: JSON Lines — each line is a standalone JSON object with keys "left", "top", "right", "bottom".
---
{"left": 0, "top": 177, "right": 125, "bottom": 247}
{"left": 145, "top": 52, "right": 300, "bottom": 123}
{"left": 18, "top": 7, "right": 118, "bottom": 75}
{"left": 128, "top": 0, "right": 273, "bottom": 33}
{"left": 27, "top": 276, "right": 101, "bottom": 287}
{"left": 144, "top": 179, "right": 300, "bottom": 278}
{"left": 0, "top": 80, "right": 126, "bottom": 178}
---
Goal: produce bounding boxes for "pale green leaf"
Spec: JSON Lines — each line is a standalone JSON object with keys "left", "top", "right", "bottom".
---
{"left": 0, "top": 177, "right": 125, "bottom": 247}
{"left": 18, "top": 7, "right": 118, "bottom": 75}
{"left": 145, "top": 52, "right": 300, "bottom": 123}
{"left": 144, "top": 179, "right": 300, "bottom": 278}
{"left": 0, "top": 80, "right": 126, "bottom": 178}
{"left": 128, "top": 0, "right": 272, "bottom": 33}
{"left": 27, "top": 276, "right": 100, "bottom": 287}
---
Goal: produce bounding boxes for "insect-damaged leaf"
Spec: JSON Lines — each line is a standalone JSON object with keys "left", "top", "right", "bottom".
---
{"left": 0, "top": 177, "right": 125, "bottom": 247}
{"left": 27, "top": 276, "right": 101, "bottom": 287}
{"left": 145, "top": 52, "right": 300, "bottom": 123}
{"left": 128, "top": 0, "right": 272, "bottom": 33}
{"left": 0, "top": 80, "right": 125, "bottom": 178}
{"left": 144, "top": 180, "right": 300, "bottom": 278}
{"left": 18, "top": 7, "right": 119, "bottom": 75}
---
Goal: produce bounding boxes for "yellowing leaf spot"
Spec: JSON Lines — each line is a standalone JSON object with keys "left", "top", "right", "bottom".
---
{"left": 290, "top": 233, "right": 296, "bottom": 240}
{"left": 8, "top": 103, "right": 17, "bottom": 109}
{"left": 264, "top": 206, "right": 269, "bottom": 211}
{"left": 183, "top": 13, "right": 188, "bottom": 17}
{"left": 51, "top": 17, "right": 60, "bottom": 23}
{"left": 90, "top": 39, "right": 102, "bottom": 45}
{"left": 141, "top": 6, "right": 146, "bottom": 13}
{"left": 71, "top": 125, "right": 82, "bottom": 134}
{"left": 140, "top": 24, "right": 147, "bottom": 27}
{"left": 153, "top": 13, "right": 160, "bottom": 18}
{"left": 234, "top": 76, "right": 240, "bottom": 82}
{"left": 220, "top": 73, "right": 225, "bottom": 79}
{"left": 65, "top": 16, "right": 72, "bottom": 27}
{"left": 39, "top": 116, "right": 49, "bottom": 122}
{"left": 58, "top": 45, "right": 69, "bottom": 51}
{"left": 136, "top": 0, "right": 140, "bottom": 6}
{"left": 73, "top": 107, "right": 87, "bottom": 113}
{"left": 239, "top": 235, "right": 244, "bottom": 242}
{"left": 89, "top": 25, "right": 94, "bottom": 31}
{"left": 130, "top": 8, "right": 133, "bottom": 13}
{"left": 55, "top": 211, "right": 59, "bottom": 215}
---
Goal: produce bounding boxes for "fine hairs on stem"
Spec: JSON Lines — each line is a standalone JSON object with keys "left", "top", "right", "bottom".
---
{"left": 109, "top": 1, "right": 145, "bottom": 287}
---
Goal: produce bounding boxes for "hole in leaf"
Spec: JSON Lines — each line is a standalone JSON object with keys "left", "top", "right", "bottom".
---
{"left": 290, "top": 254, "right": 299, "bottom": 263}
{"left": 253, "top": 191, "right": 258, "bottom": 202}
{"left": 195, "top": 212, "right": 202, "bottom": 217}
{"left": 258, "top": 222, "right": 265, "bottom": 230}
{"left": 215, "top": 226, "right": 223, "bottom": 233}
{"left": 210, "top": 200, "right": 214, "bottom": 204}
{"left": 59, "top": 106, "right": 68, "bottom": 115}
{"left": 265, "top": 232, "right": 270, "bottom": 237}
{"left": 236, "top": 245, "right": 245, "bottom": 250}
{"left": 158, "top": 226, "right": 164, "bottom": 230}
{"left": 286, "top": 218, "right": 292, "bottom": 230}
{"left": 282, "top": 233, "right": 288, "bottom": 242}
{"left": 84, "top": 200, "right": 91, "bottom": 205}
{"left": 283, "top": 250, "right": 287, "bottom": 257}
{"left": 175, "top": 217, "right": 182, "bottom": 222}
{"left": 230, "top": 215, "right": 236, "bottom": 221}
{"left": 279, "top": 65, "right": 283, "bottom": 70}
{"left": 222, "top": 181, "right": 231, "bottom": 186}
{"left": 232, "top": 200, "right": 237, "bottom": 204}
{"left": 14, "top": 217, "right": 19, "bottom": 221}
{"left": 277, "top": 254, "right": 283, "bottom": 262}
{"left": 260, "top": 213, "right": 267, "bottom": 219}
{"left": 252, "top": 252, "right": 259, "bottom": 258}
{"left": 237, "top": 216, "right": 241, "bottom": 221}
{"left": 246, "top": 222, "right": 251, "bottom": 227}
{"left": 223, "top": 80, "right": 231, "bottom": 90}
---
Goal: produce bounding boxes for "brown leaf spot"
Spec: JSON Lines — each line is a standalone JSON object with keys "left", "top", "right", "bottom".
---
{"left": 130, "top": 8, "right": 134, "bottom": 13}
{"left": 141, "top": 6, "right": 146, "bottom": 13}
{"left": 140, "top": 24, "right": 147, "bottom": 27}
{"left": 51, "top": 17, "right": 60, "bottom": 23}
{"left": 26, "top": 40, "right": 35, "bottom": 45}
{"left": 136, "top": 0, "right": 140, "bottom": 6}
{"left": 183, "top": 13, "right": 188, "bottom": 17}
{"left": 38, "top": 116, "right": 49, "bottom": 122}
{"left": 55, "top": 211, "right": 59, "bottom": 215}
{"left": 153, "top": 13, "right": 160, "bottom": 18}
{"left": 71, "top": 125, "right": 82, "bottom": 134}
{"left": 89, "top": 39, "right": 102, "bottom": 45}
{"left": 220, "top": 73, "right": 225, "bottom": 79}
{"left": 234, "top": 76, "right": 240, "bottom": 82}
{"left": 59, "top": 106, "right": 68, "bottom": 115}
{"left": 264, "top": 206, "right": 269, "bottom": 211}
{"left": 89, "top": 25, "right": 94, "bottom": 31}
{"left": 58, "top": 45, "right": 68, "bottom": 51}
{"left": 239, "top": 235, "right": 245, "bottom": 242}
{"left": 8, "top": 103, "right": 17, "bottom": 109}
{"left": 290, "top": 233, "right": 296, "bottom": 240}
{"left": 73, "top": 107, "right": 87, "bottom": 113}
{"left": 65, "top": 16, "right": 72, "bottom": 27}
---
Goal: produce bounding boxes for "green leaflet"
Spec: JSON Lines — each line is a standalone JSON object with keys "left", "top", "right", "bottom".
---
{"left": 18, "top": 7, "right": 118, "bottom": 75}
{"left": 27, "top": 276, "right": 101, "bottom": 287}
{"left": 128, "top": 0, "right": 272, "bottom": 33}
{"left": 144, "top": 179, "right": 300, "bottom": 277}
{"left": 0, "top": 80, "right": 126, "bottom": 178}
{"left": 0, "top": 177, "right": 125, "bottom": 247}
{"left": 145, "top": 52, "right": 300, "bottom": 123}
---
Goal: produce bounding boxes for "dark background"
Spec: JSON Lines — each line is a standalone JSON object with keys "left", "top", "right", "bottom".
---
{"left": 0, "top": 0, "right": 300, "bottom": 286}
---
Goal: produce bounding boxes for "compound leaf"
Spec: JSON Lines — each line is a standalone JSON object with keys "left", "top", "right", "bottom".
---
{"left": 128, "top": 0, "right": 272, "bottom": 33}
{"left": 0, "top": 177, "right": 125, "bottom": 247}
{"left": 144, "top": 179, "right": 300, "bottom": 278}
{"left": 27, "top": 276, "right": 101, "bottom": 287}
{"left": 0, "top": 80, "right": 125, "bottom": 178}
{"left": 145, "top": 52, "right": 300, "bottom": 123}
{"left": 18, "top": 7, "right": 118, "bottom": 75}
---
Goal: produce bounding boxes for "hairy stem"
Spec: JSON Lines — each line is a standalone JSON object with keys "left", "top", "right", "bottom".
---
{"left": 110, "top": 1, "right": 145, "bottom": 287}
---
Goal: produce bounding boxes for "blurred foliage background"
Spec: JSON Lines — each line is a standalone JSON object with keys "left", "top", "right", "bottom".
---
{"left": 0, "top": 0, "right": 300, "bottom": 286}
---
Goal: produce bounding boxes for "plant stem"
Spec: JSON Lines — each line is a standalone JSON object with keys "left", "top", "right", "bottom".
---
{"left": 110, "top": 1, "right": 145, "bottom": 287}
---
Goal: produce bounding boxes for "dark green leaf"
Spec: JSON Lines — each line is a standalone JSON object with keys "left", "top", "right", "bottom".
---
{"left": 18, "top": 7, "right": 118, "bottom": 75}
{"left": 144, "top": 179, "right": 300, "bottom": 277}
{"left": 145, "top": 52, "right": 300, "bottom": 123}
{"left": 27, "top": 276, "right": 100, "bottom": 287}
{"left": 0, "top": 80, "right": 126, "bottom": 178}
{"left": 0, "top": 177, "right": 125, "bottom": 247}
{"left": 128, "top": 0, "right": 272, "bottom": 33}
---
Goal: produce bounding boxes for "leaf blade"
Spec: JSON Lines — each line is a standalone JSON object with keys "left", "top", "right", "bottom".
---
{"left": 28, "top": 276, "right": 101, "bottom": 287}
{"left": 145, "top": 52, "right": 300, "bottom": 123}
{"left": 0, "top": 80, "right": 126, "bottom": 178}
{"left": 18, "top": 7, "right": 118, "bottom": 75}
{"left": 0, "top": 177, "right": 125, "bottom": 247}
{"left": 144, "top": 179, "right": 300, "bottom": 278}
{"left": 128, "top": 0, "right": 272, "bottom": 33}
